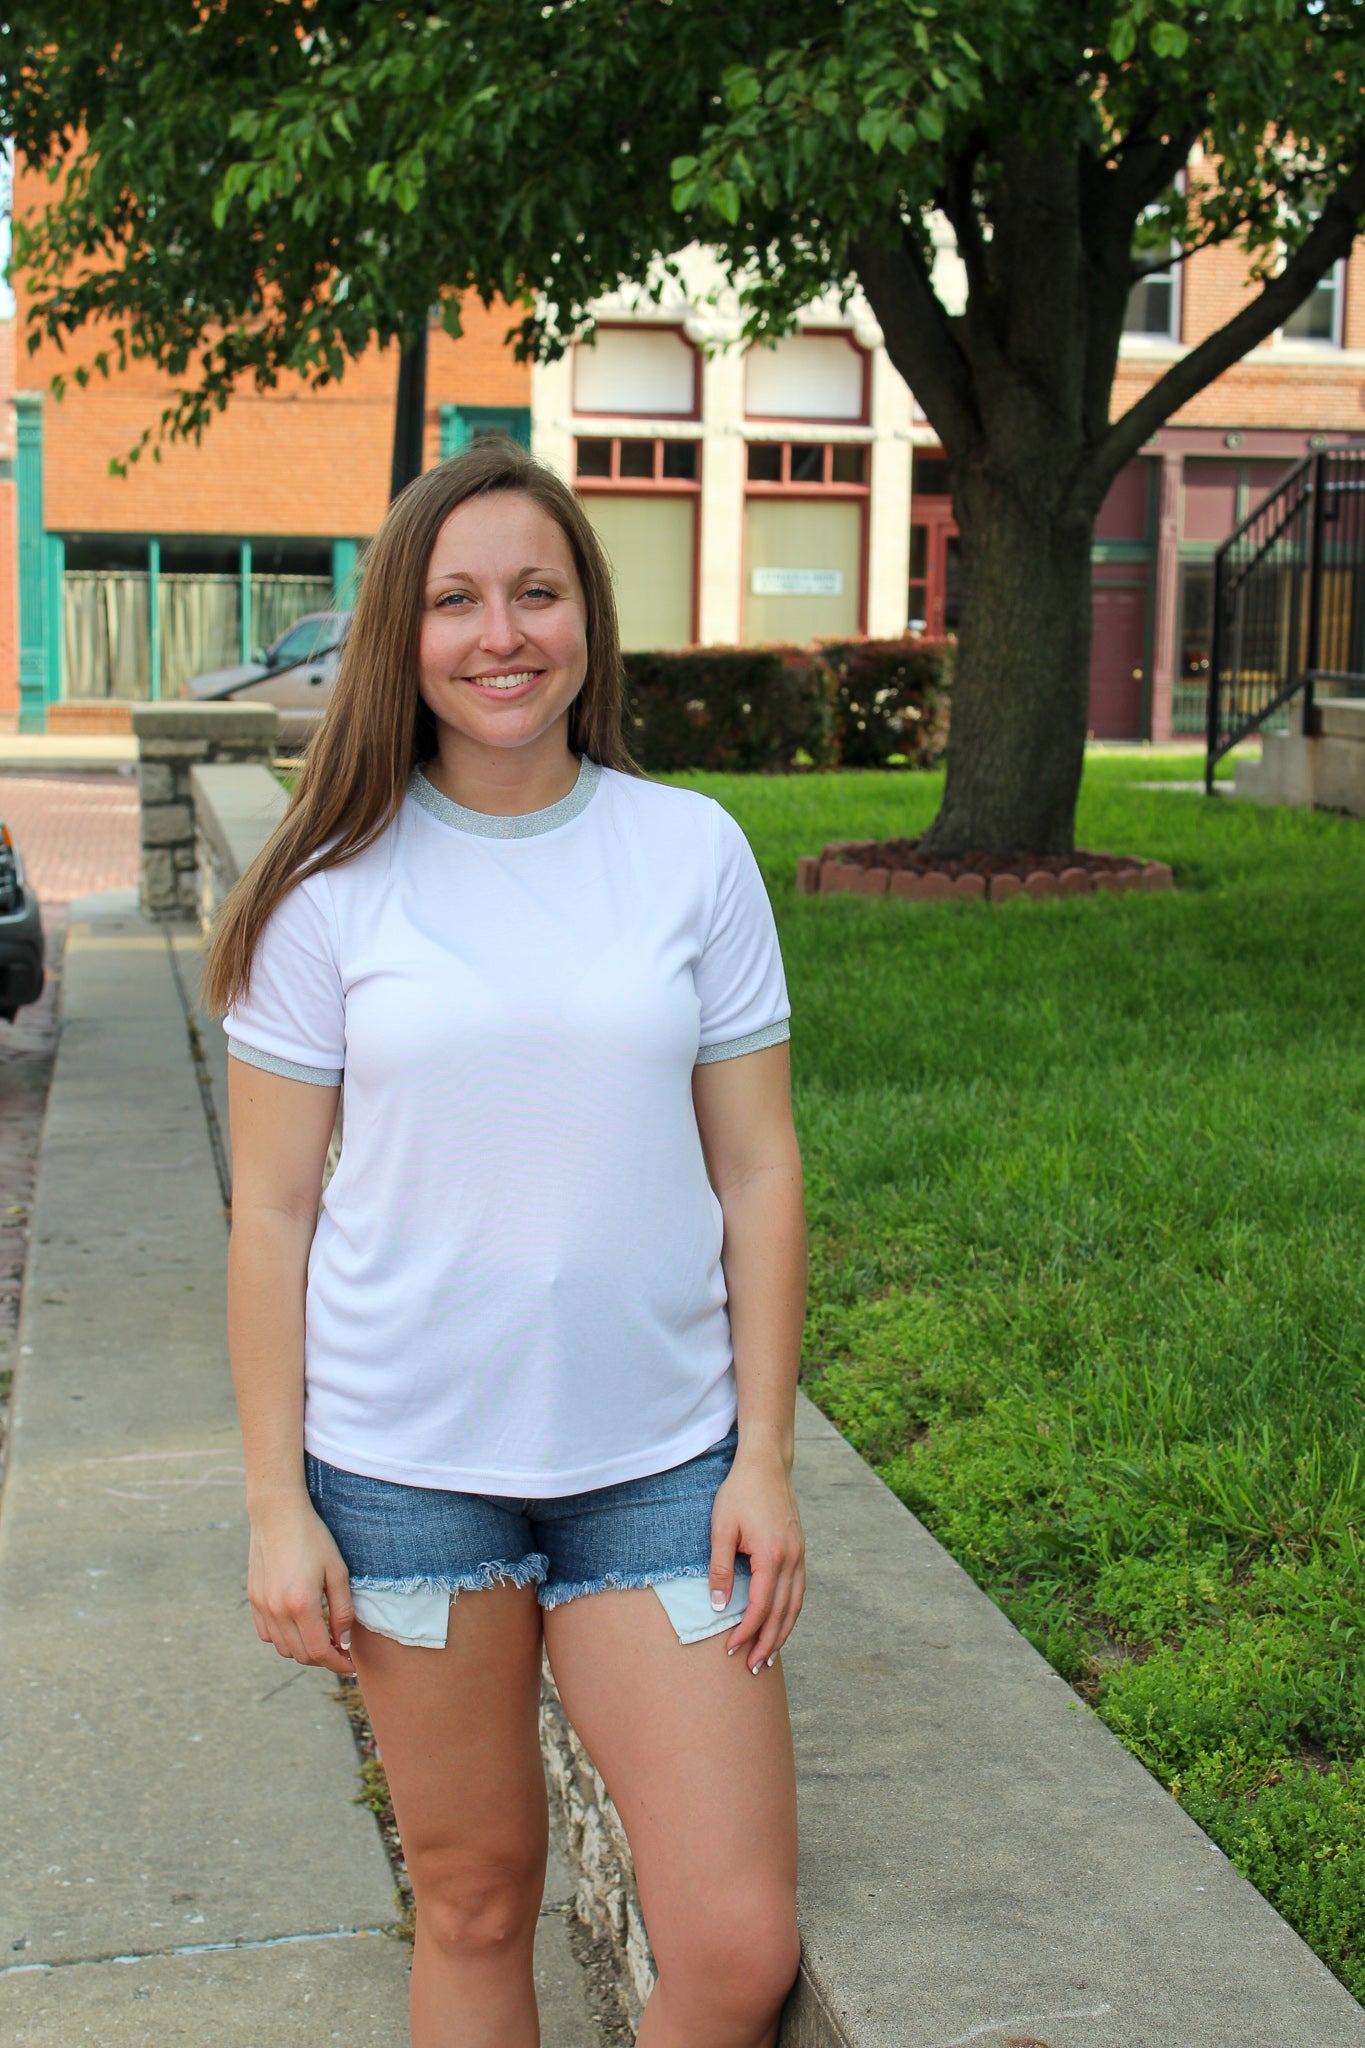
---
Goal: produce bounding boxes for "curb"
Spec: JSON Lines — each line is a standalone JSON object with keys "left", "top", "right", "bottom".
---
{"left": 796, "top": 850, "right": 1174, "bottom": 900}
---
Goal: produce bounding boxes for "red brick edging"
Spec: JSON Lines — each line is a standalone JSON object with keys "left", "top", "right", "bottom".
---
{"left": 796, "top": 846, "right": 1174, "bottom": 901}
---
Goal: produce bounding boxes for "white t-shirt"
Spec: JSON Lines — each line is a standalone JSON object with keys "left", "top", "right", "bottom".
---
{"left": 226, "top": 759, "right": 790, "bottom": 1495}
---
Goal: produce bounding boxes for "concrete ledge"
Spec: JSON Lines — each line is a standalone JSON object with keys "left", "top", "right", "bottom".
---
{"left": 131, "top": 704, "right": 279, "bottom": 748}
{"left": 191, "top": 762, "right": 290, "bottom": 921}
{"left": 545, "top": 1395, "right": 1365, "bottom": 2047}
{"left": 1234, "top": 701, "right": 1365, "bottom": 815}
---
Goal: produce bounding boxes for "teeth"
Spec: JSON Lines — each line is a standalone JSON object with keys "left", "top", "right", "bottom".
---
{"left": 470, "top": 671, "right": 537, "bottom": 690}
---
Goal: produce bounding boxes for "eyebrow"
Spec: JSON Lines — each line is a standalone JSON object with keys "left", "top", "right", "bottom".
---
{"left": 425, "top": 564, "right": 567, "bottom": 588}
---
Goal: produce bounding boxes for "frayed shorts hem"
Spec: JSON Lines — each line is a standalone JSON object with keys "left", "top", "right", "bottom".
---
{"left": 351, "top": 1562, "right": 751, "bottom": 1651}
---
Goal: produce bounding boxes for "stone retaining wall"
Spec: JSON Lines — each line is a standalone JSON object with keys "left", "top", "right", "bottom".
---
{"left": 131, "top": 704, "right": 278, "bottom": 920}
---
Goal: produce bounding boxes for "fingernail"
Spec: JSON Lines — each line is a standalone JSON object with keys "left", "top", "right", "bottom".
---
{"left": 339, "top": 1631, "right": 351, "bottom": 1651}
{"left": 710, "top": 1589, "right": 727, "bottom": 1611}
{"left": 767, "top": 1653, "right": 777, "bottom": 1667}
{"left": 751, "top": 1662, "right": 762, "bottom": 1676}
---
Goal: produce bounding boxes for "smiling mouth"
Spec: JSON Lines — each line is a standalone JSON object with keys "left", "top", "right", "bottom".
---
{"left": 465, "top": 669, "right": 543, "bottom": 692}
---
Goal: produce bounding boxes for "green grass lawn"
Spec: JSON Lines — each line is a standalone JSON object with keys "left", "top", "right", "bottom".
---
{"left": 673, "top": 752, "right": 1365, "bottom": 2001}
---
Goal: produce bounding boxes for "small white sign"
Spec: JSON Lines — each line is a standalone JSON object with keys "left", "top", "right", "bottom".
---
{"left": 750, "top": 567, "right": 844, "bottom": 597}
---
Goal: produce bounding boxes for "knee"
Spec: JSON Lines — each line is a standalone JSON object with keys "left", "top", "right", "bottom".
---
{"left": 659, "top": 1894, "right": 801, "bottom": 2028}
{"left": 410, "top": 1854, "right": 543, "bottom": 1961}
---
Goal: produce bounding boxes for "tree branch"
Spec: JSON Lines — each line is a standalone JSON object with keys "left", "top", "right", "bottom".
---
{"left": 852, "top": 216, "right": 979, "bottom": 455}
{"left": 1084, "top": 149, "right": 1365, "bottom": 495}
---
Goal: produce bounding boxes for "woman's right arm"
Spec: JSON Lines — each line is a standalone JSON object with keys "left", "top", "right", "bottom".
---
{"left": 227, "top": 1058, "right": 354, "bottom": 1675}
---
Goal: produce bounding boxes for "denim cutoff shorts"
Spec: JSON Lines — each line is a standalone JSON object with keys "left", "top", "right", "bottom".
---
{"left": 305, "top": 1424, "right": 751, "bottom": 1651}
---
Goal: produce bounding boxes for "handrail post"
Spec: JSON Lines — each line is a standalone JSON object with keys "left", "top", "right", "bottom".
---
{"left": 1206, "top": 544, "right": 1225, "bottom": 795}
{"left": 1303, "top": 450, "right": 1327, "bottom": 736}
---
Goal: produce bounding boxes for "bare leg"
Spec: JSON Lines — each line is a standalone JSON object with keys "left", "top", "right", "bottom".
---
{"left": 350, "top": 1583, "right": 548, "bottom": 2048}
{"left": 544, "top": 1588, "right": 800, "bottom": 2048}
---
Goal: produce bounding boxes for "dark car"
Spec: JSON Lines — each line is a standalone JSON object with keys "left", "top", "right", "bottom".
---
{"left": 0, "top": 822, "right": 44, "bottom": 1022}
{"left": 183, "top": 610, "right": 351, "bottom": 750}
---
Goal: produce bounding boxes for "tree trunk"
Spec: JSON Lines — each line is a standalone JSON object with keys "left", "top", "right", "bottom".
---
{"left": 389, "top": 328, "right": 429, "bottom": 500}
{"left": 920, "top": 467, "right": 1095, "bottom": 858}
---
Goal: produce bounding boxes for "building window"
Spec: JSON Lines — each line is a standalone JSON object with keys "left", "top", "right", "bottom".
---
{"left": 574, "top": 437, "right": 700, "bottom": 652}
{"left": 574, "top": 438, "right": 699, "bottom": 484}
{"left": 1124, "top": 244, "right": 1180, "bottom": 338}
{"left": 439, "top": 405, "right": 531, "bottom": 457}
{"left": 744, "top": 332, "right": 869, "bottom": 423}
{"left": 572, "top": 327, "right": 699, "bottom": 418}
{"left": 744, "top": 442, "right": 868, "bottom": 487}
{"left": 1281, "top": 259, "right": 1345, "bottom": 345}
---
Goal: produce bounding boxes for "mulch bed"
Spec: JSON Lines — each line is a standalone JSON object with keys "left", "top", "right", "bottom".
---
{"left": 797, "top": 840, "right": 1174, "bottom": 902}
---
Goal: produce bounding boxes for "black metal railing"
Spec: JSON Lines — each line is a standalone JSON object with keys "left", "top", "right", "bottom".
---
{"left": 1205, "top": 447, "right": 1365, "bottom": 791}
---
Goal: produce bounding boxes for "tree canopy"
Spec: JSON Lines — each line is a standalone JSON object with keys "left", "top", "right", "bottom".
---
{"left": 5, "top": 0, "right": 1364, "bottom": 849}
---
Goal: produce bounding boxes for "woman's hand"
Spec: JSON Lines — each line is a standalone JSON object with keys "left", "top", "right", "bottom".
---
{"left": 247, "top": 1492, "right": 356, "bottom": 1675}
{"left": 709, "top": 1446, "right": 805, "bottom": 1676}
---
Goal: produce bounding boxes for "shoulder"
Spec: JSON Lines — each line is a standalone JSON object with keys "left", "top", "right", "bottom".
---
{"left": 596, "top": 769, "right": 739, "bottom": 851}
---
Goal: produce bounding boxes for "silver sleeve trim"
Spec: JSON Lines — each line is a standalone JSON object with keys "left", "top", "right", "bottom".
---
{"left": 228, "top": 1038, "right": 343, "bottom": 1087}
{"left": 695, "top": 1019, "right": 791, "bottom": 1066}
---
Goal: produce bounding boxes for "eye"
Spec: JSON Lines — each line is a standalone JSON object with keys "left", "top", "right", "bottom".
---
{"left": 522, "top": 584, "right": 558, "bottom": 603}
{"left": 435, "top": 589, "right": 472, "bottom": 608}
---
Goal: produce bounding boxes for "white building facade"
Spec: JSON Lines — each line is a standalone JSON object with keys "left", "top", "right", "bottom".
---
{"left": 531, "top": 255, "right": 922, "bottom": 652}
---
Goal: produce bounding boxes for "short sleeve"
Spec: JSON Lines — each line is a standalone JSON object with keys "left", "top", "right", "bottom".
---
{"left": 224, "top": 872, "right": 345, "bottom": 1086}
{"left": 694, "top": 803, "right": 791, "bottom": 1065}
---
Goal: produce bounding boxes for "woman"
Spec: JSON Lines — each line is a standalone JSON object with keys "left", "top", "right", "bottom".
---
{"left": 205, "top": 439, "right": 807, "bottom": 2048}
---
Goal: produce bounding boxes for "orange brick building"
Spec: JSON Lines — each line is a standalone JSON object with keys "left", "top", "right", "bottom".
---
{"left": 2, "top": 157, "right": 531, "bottom": 731}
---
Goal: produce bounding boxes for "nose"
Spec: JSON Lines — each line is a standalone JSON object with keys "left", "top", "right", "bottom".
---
{"left": 479, "top": 596, "right": 524, "bottom": 658}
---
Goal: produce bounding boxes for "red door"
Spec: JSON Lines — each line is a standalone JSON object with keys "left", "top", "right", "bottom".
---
{"left": 1089, "top": 582, "right": 1147, "bottom": 738}
{"left": 909, "top": 504, "right": 960, "bottom": 637}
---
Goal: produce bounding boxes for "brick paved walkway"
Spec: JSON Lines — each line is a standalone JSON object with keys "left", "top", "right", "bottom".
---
{"left": 0, "top": 772, "right": 141, "bottom": 905}
{"left": 0, "top": 775, "right": 142, "bottom": 1442}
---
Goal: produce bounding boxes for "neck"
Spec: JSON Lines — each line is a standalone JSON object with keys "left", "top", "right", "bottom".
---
{"left": 423, "top": 729, "right": 580, "bottom": 818}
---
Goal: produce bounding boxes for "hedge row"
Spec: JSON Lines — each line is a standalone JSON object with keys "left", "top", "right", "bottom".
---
{"left": 622, "top": 637, "right": 953, "bottom": 773}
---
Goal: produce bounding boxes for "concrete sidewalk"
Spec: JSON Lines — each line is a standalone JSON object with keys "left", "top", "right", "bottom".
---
{"left": 0, "top": 892, "right": 596, "bottom": 2046}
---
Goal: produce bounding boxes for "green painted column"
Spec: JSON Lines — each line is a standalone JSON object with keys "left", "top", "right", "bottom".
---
{"left": 239, "top": 539, "right": 253, "bottom": 662}
{"left": 14, "top": 392, "right": 47, "bottom": 733}
{"left": 148, "top": 539, "right": 162, "bottom": 701}
{"left": 331, "top": 538, "right": 358, "bottom": 603}
{"left": 44, "top": 533, "right": 64, "bottom": 702}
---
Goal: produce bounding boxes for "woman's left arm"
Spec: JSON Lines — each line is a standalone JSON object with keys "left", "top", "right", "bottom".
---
{"left": 693, "top": 1041, "right": 808, "bottom": 1674}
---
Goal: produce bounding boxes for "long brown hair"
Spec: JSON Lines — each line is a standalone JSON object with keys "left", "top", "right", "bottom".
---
{"left": 203, "top": 439, "right": 635, "bottom": 1013}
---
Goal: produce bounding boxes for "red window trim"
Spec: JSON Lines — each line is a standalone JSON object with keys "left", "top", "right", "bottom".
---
{"left": 576, "top": 488, "right": 702, "bottom": 646}
{"left": 743, "top": 441, "right": 872, "bottom": 494}
{"left": 573, "top": 436, "right": 702, "bottom": 491}
{"left": 572, "top": 322, "right": 702, "bottom": 422}
{"left": 743, "top": 331, "right": 872, "bottom": 428}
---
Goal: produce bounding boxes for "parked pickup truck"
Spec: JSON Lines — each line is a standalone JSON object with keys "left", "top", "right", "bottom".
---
{"left": 0, "top": 821, "right": 44, "bottom": 1021}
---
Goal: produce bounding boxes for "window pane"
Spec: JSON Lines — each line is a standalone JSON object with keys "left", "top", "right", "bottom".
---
{"left": 1283, "top": 276, "right": 1337, "bottom": 341}
{"left": 582, "top": 495, "right": 695, "bottom": 650}
{"left": 1123, "top": 276, "right": 1174, "bottom": 336}
{"left": 661, "top": 440, "right": 698, "bottom": 480}
{"left": 576, "top": 439, "right": 612, "bottom": 478}
{"left": 909, "top": 525, "right": 928, "bottom": 580}
{"left": 831, "top": 444, "right": 867, "bottom": 485}
{"left": 914, "top": 456, "right": 949, "bottom": 497}
{"left": 746, "top": 443, "right": 782, "bottom": 482}
{"left": 619, "top": 439, "right": 655, "bottom": 478}
{"left": 789, "top": 443, "right": 826, "bottom": 483}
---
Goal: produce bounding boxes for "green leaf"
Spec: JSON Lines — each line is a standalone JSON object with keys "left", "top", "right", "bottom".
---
{"left": 670, "top": 154, "right": 699, "bottom": 179}
{"left": 915, "top": 101, "right": 946, "bottom": 142}
{"left": 1109, "top": 15, "right": 1137, "bottom": 62}
{"left": 1150, "top": 20, "right": 1190, "bottom": 58}
{"left": 711, "top": 178, "right": 741, "bottom": 225}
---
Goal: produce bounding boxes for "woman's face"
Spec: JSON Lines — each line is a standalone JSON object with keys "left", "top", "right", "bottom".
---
{"left": 418, "top": 490, "right": 589, "bottom": 760}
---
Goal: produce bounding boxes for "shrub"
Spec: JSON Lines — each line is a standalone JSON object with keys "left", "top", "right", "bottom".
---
{"left": 818, "top": 637, "right": 954, "bottom": 768}
{"left": 621, "top": 637, "right": 954, "bottom": 773}
{"left": 622, "top": 647, "right": 834, "bottom": 773}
